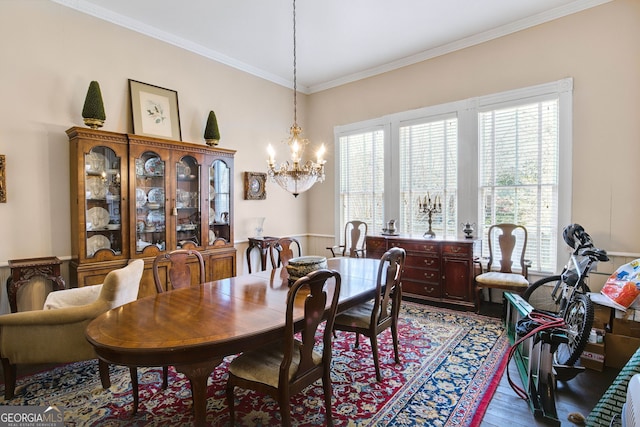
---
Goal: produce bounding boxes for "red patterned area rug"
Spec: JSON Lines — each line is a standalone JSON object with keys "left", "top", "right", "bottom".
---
{"left": 0, "top": 302, "right": 508, "bottom": 426}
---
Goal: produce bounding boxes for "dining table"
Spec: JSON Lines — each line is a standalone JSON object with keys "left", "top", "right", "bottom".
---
{"left": 85, "top": 256, "right": 381, "bottom": 426}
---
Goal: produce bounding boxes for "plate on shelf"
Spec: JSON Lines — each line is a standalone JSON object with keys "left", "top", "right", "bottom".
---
{"left": 85, "top": 152, "right": 106, "bottom": 174}
{"left": 144, "top": 157, "right": 164, "bottom": 176}
{"left": 147, "top": 210, "right": 165, "bottom": 225}
{"left": 87, "top": 207, "right": 110, "bottom": 229}
{"left": 209, "top": 184, "right": 216, "bottom": 201}
{"left": 176, "top": 189, "right": 190, "bottom": 208}
{"left": 147, "top": 187, "right": 165, "bottom": 204}
{"left": 177, "top": 161, "right": 191, "bottom": 177}
{"left": 87, "top": 235, "right": 111, "bottom": 257}
{"left": 136, "top": 188, "right": 147, "bottom": 207}
{"left": 86, "top": 176, "right": 106, "bottom": 199}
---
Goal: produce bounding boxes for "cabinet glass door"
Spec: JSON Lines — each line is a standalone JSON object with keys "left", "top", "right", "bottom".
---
{"left": 176, "top": 155, "right": 201, "bottom": 248}
{"left": 134, "top": 151, "right": 167, "bottom": 253}
{"left": 209, "top": 159, "right": 231, "bottom": 244}
{"left": 84, "top": 146, "right": 123, "bottom": 258}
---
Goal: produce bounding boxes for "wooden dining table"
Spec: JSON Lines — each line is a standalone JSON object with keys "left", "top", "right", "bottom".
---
{"left": 85, "top": 256, "right": 381, "bottom": 426}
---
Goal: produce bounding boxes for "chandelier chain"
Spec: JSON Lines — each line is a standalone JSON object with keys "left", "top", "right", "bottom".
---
{"left": 292, "top": 0, "right": 297, "bottom": 125}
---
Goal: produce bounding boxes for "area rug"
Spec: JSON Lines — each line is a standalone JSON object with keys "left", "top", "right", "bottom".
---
{"left": 0, "top": 302, "right": 509, "bottom": 426}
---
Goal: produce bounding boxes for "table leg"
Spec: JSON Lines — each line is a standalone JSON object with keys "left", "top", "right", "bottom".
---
{"left": 175, "top": 359, "right": 222, "bottom": 427}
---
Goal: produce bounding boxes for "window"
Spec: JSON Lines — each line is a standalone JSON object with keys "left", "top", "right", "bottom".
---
{"left": 334, "top": 78, "right": 572, "bottom": 273}
{"left": 399, "top": 117, "right": 458, "bottom": 237}
{"left": 479, "top": 100, "right": 559, "bottom": 272}
{"left": 337, "top": 128, "right": 385, "bottom": 241}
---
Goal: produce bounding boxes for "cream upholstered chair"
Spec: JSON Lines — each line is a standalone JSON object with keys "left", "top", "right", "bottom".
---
{"left": 327, "top": 220, "right": 368, "bottom": 258}
{"left": 333, "top": 247, "right": 406, "bottom": 381}
{"left": 226, "top": 269, "right": 342, "bottom": 427}
{"left": 0, "top": 259, "right": 143, "bottom": 399}
{"left": 474, "top": 223, "right": 531, "bottom": 313}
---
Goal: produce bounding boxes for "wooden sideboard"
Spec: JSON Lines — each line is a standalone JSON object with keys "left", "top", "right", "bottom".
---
{"left": 366, "top": 235, "right": 479, "bottom": 310}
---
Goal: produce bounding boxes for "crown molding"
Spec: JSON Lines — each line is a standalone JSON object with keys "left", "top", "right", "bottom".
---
{"left": 308, "top": 0, "right": 612, "bottom": 93}
{"left": 52, "top": 0, "right": 611, "bottom": 95}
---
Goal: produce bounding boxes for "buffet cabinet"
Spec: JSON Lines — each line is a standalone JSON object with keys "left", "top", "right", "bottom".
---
{"left": 67, "top": 127, "right": 236, "bottom": 297}
{"left": 366, "top": 235, "right": 478, "bottom": 310}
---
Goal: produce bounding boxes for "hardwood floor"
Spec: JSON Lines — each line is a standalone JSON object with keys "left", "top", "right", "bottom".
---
{"left": 479, "top": 302, "right": 620, "bottom": 427}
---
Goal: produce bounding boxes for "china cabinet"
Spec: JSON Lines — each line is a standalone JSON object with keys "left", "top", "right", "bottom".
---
{"left": 68, "top": 127, "right": 236, "bottom": 297}
{"left": 366, "top": 235, "right": 478, "bottom": 310}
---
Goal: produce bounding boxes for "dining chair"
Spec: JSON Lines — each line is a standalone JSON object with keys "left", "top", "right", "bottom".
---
{"left": 474, "top": 223, "right": 531, "bottom": 313}
{"left": 269, "top": 236, "right": 302, "bottom": 268}
{"left": 327, "top": 220, "right": 368, "bottom": 258}
{"left": 130, "top": 249, "right": 206, "bottom": 413}
{"left": 333, "top": 247, "right": 406, "bottom": 382}
{"left": 152, "top": 249, "right": 205, "bottom": 292}
{"left": 226, "top": 268, "right": 342, "bottom": 427}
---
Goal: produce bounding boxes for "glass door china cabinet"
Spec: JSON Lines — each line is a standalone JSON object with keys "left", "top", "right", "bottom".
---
{"left": 206, "top": 151, "right": 236, "bottom": 280}
{"left": 67, "top": 127, "right": 129, "bottom": 287}
{"left": 68, "top": 127, "right": 236, "bottom": 297}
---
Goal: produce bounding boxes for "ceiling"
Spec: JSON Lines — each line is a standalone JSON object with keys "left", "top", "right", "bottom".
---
{"left": 53, "top": 0, "right": 609, "bottom": 93}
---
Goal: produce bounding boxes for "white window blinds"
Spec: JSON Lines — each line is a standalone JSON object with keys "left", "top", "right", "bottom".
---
{"left": 338, "top": 129, "right": 385, "bottom": 237}
{"left": 479, "top": 99, "right": 559, "bottom": 272}
{"left": 399, "top": 118, "right": 458, "bottom": 237}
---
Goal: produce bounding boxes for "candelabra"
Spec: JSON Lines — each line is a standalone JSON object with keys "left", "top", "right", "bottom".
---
{"left": 418, "top": 194, "right": 442, "bottom": 238}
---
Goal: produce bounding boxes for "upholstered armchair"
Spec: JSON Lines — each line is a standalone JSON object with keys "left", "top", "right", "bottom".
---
{"left": 0, "top": 259, "right": 143, "bottom": 399}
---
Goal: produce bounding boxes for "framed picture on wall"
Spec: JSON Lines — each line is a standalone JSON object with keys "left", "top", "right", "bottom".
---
{"left": 244, "top": 172, "right": 266, "bottom": 200}
{"left": 129, "top": 79, "right": 182, "bottom": 141}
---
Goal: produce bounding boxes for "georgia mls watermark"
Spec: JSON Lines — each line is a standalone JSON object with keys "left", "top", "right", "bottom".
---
{"left": 0, "top": 406, "right": 64, "bottom": 427}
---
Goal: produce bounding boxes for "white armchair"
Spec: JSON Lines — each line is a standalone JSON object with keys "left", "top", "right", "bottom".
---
{"left": 0, "top": 259, "right": 143, "bottom": 399}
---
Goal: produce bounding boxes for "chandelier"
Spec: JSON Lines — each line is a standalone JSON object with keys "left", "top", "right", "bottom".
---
{"left": 267, "top": 0, "right": 326, "bottom": 197}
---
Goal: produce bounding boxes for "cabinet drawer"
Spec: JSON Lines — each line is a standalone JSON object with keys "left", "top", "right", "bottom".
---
{"left": 389, "top": 240, "right": 438, "bottom": 254}
{"left": 442, "top": 243, "right": 472, "bottom": 257}
{"left": 403, "top": 266, "right": 440, "bottom": 283}
{"left": 405, "top": 255, "right": 439, "bottom": 269}
{"left": 366, "top": 237, "right": 387, "bottom": 252}
{"left": 403, "top": 280, "right": 441, "bottom": 297}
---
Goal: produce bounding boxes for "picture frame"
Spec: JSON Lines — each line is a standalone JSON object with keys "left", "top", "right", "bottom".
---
{"left": 0, "top": 155, "right": 5, "bottom": 203}
{"left": 129, "top": 79, "right": 181, "bottom": 141}
{"left": 244, "top": 172, "right": 267, "bottom": 200}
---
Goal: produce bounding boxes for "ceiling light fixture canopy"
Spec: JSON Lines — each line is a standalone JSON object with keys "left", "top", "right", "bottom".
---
{"left": 267, "top": 0, "right": 325, "bottom": 198}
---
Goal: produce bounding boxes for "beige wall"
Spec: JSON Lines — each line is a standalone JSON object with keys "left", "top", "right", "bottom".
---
{"left": 307, "top": 0, "right": 640, "bottom": 255}
{"left": 0, "top": 0, "right": 638, "bottom": 279}
{"left": 0, "top": 0, "right": 310, "bottom": 271}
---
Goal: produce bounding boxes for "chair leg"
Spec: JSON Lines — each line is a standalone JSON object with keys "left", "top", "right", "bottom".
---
{"left": 98, "top": 359, "right": 111, "bottom": 388}
{"left": 226, "top": 383, "right": 235, "bottom": 425}
{"left": 354, "top": 332, "right": 360, "bottom": 348}
{"left": 370, "top": 335, "right": 382, "bottom": 382}
{"left": 475, "top": 286, "right": 483, "bottom": 313}
{"left": 129, "top": 367, "right": 139, "bottom": 415}
{"left": 162, "top": 366, "right": 168, "bottom": 389}
{"left": 322, "top": 368, "right": 334, "bottom": 427}
{"left": 2, "top": 358, "right": 16, "bottom": 400}
{"left": 279, "top": 394, "right": 292, "bottom": 427}
{"left": 391, "top": 320, "right": 401, "bottom": 364}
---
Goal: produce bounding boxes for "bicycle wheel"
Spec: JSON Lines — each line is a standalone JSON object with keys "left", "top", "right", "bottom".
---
{"left": 522, "top": 275, "right": 563, "bottom": 314}
{"left": 555, "top": 293, "right": 594, "bottom": 366}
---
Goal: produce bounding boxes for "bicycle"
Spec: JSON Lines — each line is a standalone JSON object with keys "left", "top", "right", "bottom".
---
{"left": 522, "top": 223, "right": 609, "bottom": 367}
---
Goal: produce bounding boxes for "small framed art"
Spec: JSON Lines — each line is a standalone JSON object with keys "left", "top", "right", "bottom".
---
{"left": 244, "top": 172, "right": 266, "bottom": 200}
{"left": 129, "top": 79, "right": 182, "bottom": 141}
